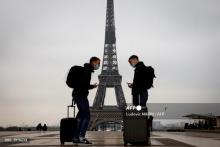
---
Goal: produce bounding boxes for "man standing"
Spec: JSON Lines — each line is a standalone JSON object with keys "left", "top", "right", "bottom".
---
{"left": 72, "top": 56, "right": 100, "bottom": 144}
{"left": 127, "top": 55, "right": 155, "bottom": 106}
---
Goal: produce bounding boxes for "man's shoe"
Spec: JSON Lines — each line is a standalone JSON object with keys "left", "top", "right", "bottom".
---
{"left": 78, "top": 138, "right": 92, "bottom": 144}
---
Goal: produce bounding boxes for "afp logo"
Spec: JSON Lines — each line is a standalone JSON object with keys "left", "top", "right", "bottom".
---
{"left": 126, "top": 105, "right": 142, "bottom": 111}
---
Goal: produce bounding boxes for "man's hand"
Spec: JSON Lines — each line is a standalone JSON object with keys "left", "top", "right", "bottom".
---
{"left": 93, "top": 83, "right": 98, "bottom": 88}
{"left": 127, "top": 82, "right": 133, "bottom": 88}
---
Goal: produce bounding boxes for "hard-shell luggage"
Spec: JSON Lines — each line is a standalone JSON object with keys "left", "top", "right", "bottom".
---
{"left": 123, "top": 106, "right": 150, "bottom": 145}
{"left": 60, "top": 101, "right": 77, "bottom": 145}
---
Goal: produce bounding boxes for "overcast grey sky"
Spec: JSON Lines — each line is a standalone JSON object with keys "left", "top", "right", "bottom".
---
{"left": 0, "top": 0, "right": 220, "bottom": 127}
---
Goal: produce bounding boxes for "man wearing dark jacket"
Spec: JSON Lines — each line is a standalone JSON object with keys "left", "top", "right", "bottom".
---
{"left": 72, "top": 56, "right": 100, "bottom": 144}
{"left": 127, "top": 55, "right": 149, "bottom": 106}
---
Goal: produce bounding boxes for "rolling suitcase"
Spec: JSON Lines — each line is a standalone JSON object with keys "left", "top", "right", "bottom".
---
{"left": 123, "top": 106, "right": 150, "bottom": 145}
{"left": 60, "top": 100, "right": 77, "bottom": 145}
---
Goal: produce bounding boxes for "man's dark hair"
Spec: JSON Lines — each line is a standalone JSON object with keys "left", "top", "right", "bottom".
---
{"left": 90, "top": 56, "right": 100, "bottom": 63}
{"left": 128, "top": 55, "right": 139, "bottom": 61}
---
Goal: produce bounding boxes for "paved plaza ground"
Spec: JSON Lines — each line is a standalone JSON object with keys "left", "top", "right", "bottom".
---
{"left": 0, "top": 131, "right": 220, "bottom": 147}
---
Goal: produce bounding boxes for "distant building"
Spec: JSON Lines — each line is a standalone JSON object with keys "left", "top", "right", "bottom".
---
{"left": 183, "top": 113, "right": 217, "bottom": 129}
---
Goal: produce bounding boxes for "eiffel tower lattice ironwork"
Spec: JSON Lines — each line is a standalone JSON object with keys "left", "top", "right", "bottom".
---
{"left": 89, "top": 0, "right": 127, "bottom": 130}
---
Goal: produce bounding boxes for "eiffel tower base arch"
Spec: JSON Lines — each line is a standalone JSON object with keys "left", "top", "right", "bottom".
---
{"left": 88, "top": 106, "right": 124, "bottom": 131}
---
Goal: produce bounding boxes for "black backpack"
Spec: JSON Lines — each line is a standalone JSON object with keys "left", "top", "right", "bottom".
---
{"left": 66, "top": 66, "right": 84, "bottom": 88}
{"left": 145, "top": 66, "right": 156, "bottom": 89}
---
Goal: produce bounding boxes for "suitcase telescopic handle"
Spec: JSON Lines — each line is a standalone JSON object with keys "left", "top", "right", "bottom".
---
{"left": 67, "top": 99, "right": 76, "bottom": 118}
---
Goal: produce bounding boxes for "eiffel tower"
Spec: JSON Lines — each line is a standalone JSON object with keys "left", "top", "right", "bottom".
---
{"left": 89, "top": 0, "right": 127, "bottom": 131}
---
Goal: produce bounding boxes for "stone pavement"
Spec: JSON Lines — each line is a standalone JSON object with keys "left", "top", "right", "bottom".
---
{"left": 0, "top": 131, "right": 219, "bottom": 147}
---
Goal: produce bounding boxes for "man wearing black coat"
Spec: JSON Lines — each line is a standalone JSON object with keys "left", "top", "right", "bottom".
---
{"left": 127, "top": 55, "right": 149, "bottom": 106}
{"left": 72, "top": 56, "right": 100, "bottom": 144}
